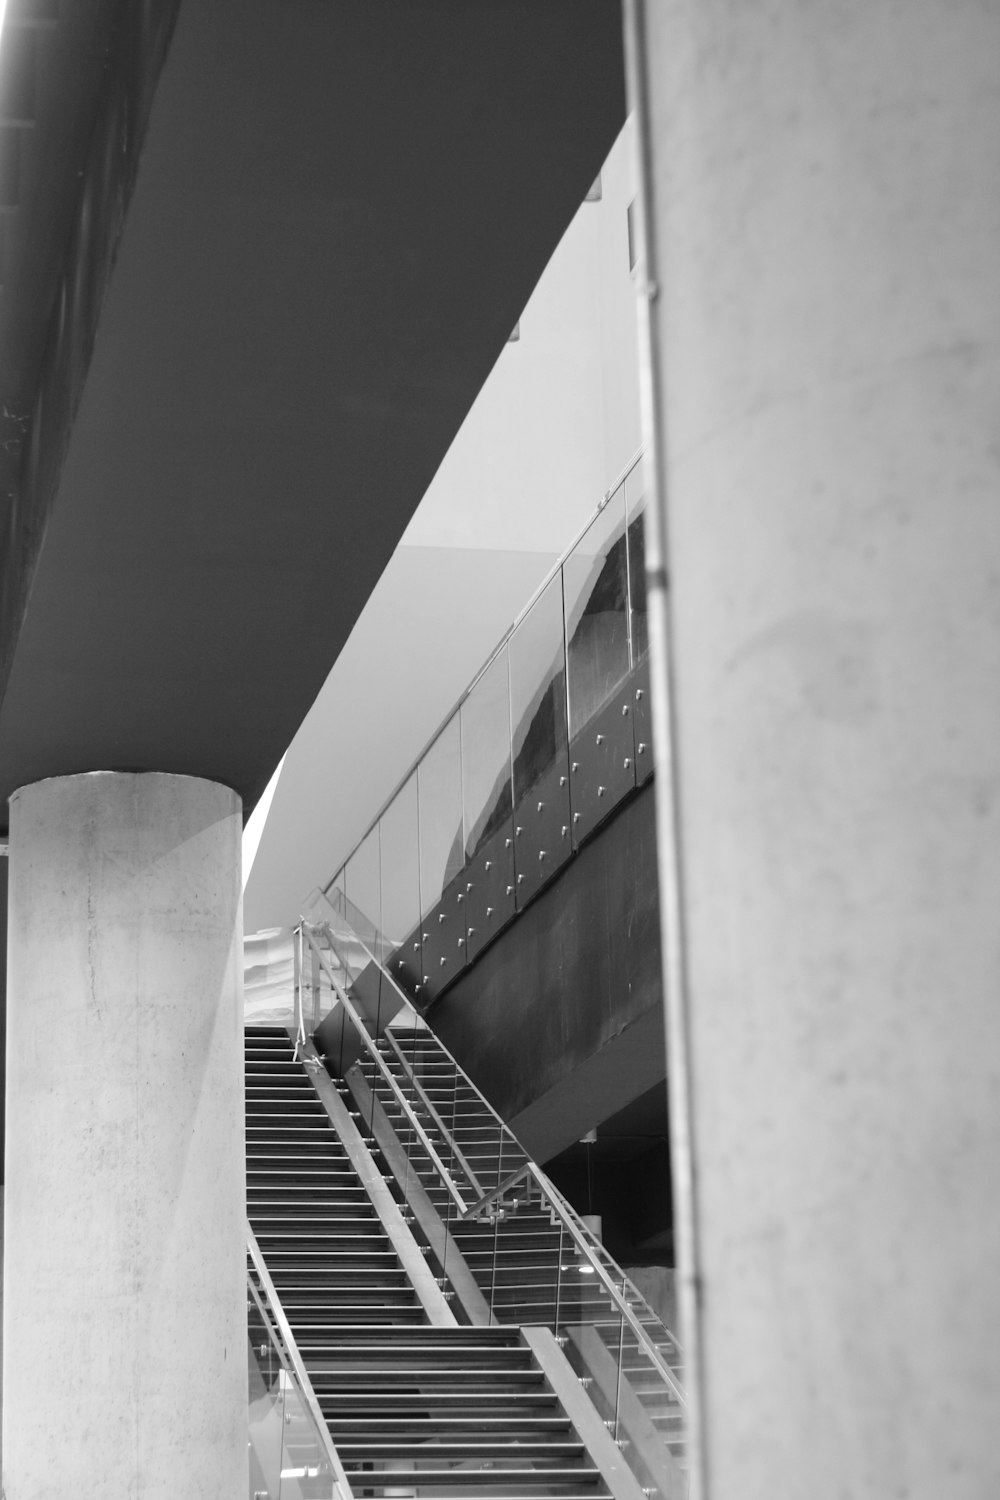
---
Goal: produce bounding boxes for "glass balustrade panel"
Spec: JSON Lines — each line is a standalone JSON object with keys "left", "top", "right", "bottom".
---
{"left": 612, "top": 1322, "right": 683, "bottom": 1500}
{"left": 379, "top": 771, "right": 422, "bottom": 997}
{"left": 247, "top": 1305, "right": 284, "bottom": 1500}
{"left": 344, "top": 824, "right": 380, "bottom": 957}
{"left": 563, "top": 488, "right": 630, "bottom": 737}
{"left": 324, "top": 866, "right": 347, "bottom": 922}
{"left": 341, "top": 823, "right": 392, "bottom": 1029}
{"left": 277, "top": 1369, "right": 333, "bottom": 1500}
{"left": 418, "top": 712, "right": 464, "bottom": 915}
{"left": 508, "top": 571, "right": 571, "bottom": 899}
{"left": 417, "top": 713, "right": 465, "bottom": 995}
{"left": 461, "top": 646, "right": 513, "bottom": 861}
{"left": 509, "top": 572, "right": 568, "bottom": 804}
{"left": 461, "top": 645, "right": 515, "bottom": 953}
{"left": 625, "top": 455, "right": 650, "bottom": 665}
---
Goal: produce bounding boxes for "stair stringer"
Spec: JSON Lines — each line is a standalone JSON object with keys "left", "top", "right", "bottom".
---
{"left": 345, "top": 1059, "right": 494, "bottom": 1326}
{"left": 299, "top": 1039, "right": 456, "bottom": 1327}
{"left": 523, "top": 1326, "right": 651, "bottom": 1500}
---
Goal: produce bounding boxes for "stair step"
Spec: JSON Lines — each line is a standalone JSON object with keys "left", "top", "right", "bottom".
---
{"left": 336, "top": 1442, "right": 585, "bottom": 1460}
{"left": 335, "top": 1466, "right": 603, "bottom": 1487}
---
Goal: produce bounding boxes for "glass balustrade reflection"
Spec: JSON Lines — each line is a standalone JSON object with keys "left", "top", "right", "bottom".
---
{"left": 460, "top": 646, "right": 515, "bottom": 955}
{"left": 248, "top": 1302, "right": 284, "bottom": 1500}
{"left": 379, "top": 771, "right": 422, "bottom": 996}
{"left": 508, "top": 570, "right": 571, "bottom": 901}
{"left": 563, "top": 489, "right": 630, "bottom": 738}
{"left": 317, "top": 460, "right": 649, "bottom": 1007}
{"left": 625, "top": 455, "right": 649, "bottom": 664}
{"left": 325, "top": 867, "right": 346, "bottom": 921}
{"left": 344, "top": 825, "right": 380, "bottom": 959}
{"left": 341, "top": 824, "right": 392, "bottom": 1029}
{"left": 462, "top": 647, "right": 513, "bottom": 862}
{"left": 248, "top": 1286, "right": 341, "bottom": 1500}
{"left": 417, "top": 714, "right": 465, "bottom": 997}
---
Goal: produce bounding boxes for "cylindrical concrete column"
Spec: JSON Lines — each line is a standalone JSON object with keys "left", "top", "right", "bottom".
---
{"left": 3, "top": 773, "right": 246, "bottom": 1498}
{"left": 630, "top": 3, "right": 1000, "bottom": 1497}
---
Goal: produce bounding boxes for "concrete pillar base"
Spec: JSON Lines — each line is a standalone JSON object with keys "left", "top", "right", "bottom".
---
{"left": 3, "top": 772, "right": 247, "bottom": 1498}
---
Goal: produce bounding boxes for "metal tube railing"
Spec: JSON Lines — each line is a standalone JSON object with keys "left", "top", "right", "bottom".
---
{"left": 295, "top": 914, "right": 685, "bottom": 1411}
{"left": 299, "top": 923, "right": 474, "bottom": 1218}
{"left": 301, "top": 913, "right": 528, "bottom": 1191}
{"left": 381, "top": 1028, "right": 485, "bottom": 1200}
{"left": 461, "top": 1162, "right": 534, "bottom": 1220}
{"left": 247, "top": 1228, "right": 354, "bottom": 1500}
{"left": 531, "top": 1164, "right": 687, "bottom": 1408}
{"left": 318, "top": 449, "right": 644, "bottom": 902}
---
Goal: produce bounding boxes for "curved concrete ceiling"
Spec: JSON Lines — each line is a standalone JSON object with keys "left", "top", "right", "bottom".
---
{"left": 0, "top": 0, "right": 625, "bottom": 832}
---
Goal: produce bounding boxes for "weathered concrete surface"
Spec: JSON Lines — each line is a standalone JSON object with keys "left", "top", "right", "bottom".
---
{"left": 636, "top": 2, "right": 1000, "bottom": 1496}
{"left": 3, "top": 772, "right": 246, "bottom": 1498}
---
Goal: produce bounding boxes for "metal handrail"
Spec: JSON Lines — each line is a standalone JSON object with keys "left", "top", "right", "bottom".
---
{"left": 299, "top": 922, "right": 474, "bottom": 1218}
{"left": 462, "top": 1162, "right": 535, "bottom": 1220}
{"left": 318, "top": 448, "right": 644, "bottom": 905}
{"left": 292, "top": 923, "right": 308, "bottom": 1055}
{"left": 530, "top": 1164, "right": 687, "bottom": 1407}
{"left": 303, "top": 908, "right": 529, "bottom": 1192}
{"left": 248, "top": 1228, "right": 354, "bottom": 1500}
{"left": 381, "top": 1028, "right": 485, "bottom": 1201}
{"left": 296, "top": 915, "right": 685, "bottom": 1409}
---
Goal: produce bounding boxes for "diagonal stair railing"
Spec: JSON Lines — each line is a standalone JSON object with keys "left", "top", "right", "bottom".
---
{"left": 296, "top": 915, "right": 688, "bottom": 1498}
{"left": 248, "top": 1226, "right": 354, "bottom": 1500}
{"left": 246, "top": 1023, "right": 649, "bottom": 1500}
{"left": 297, "top": 921, "right": 482, "bottom": 1219}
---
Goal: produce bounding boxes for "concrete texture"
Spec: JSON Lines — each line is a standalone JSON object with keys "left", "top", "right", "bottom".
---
{"left": 636, "top": 2, "right": 1000, "bottom": 1496}
{"left": 3, "top": 772, "right": 246, "bottom": 1498}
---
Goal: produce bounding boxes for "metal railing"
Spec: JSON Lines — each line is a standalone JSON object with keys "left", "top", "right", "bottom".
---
{"left": 294, "top": 911, "right": 686, "bottom": 1408}
{"left": 319, "top": 450, "right": 652, "bottom": 1010}
{"left": 296, "top": 920, "right": 478, "bottom": 1218}
{"left": 247, "top": 1227, "right": 354, "bottom": 1500}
